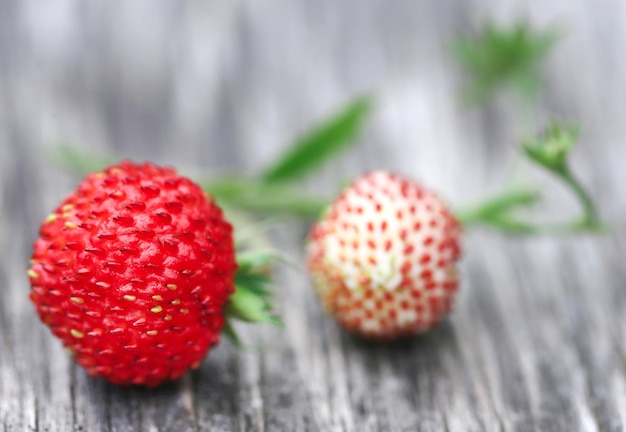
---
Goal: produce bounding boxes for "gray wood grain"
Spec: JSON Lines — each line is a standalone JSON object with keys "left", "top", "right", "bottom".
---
{"left": 1, "top": 0, "right": 625, "bottom": 431}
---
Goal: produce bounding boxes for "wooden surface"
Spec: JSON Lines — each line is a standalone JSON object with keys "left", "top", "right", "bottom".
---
{"left": 1, "top": 1, "right": 625, "bottom": 431}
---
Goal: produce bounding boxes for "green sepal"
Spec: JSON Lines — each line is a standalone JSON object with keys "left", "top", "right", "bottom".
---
{"left": 225, "top": 283, "right": 282, "bottom": 326}
{"left": 223, "top": 250, "right": 283, "bottom": 330}
{"left": 522, "top": 123, "right": 579, "bottom": 172}
{"left": 522, "top": 123, "right": 603, "bottom": 231}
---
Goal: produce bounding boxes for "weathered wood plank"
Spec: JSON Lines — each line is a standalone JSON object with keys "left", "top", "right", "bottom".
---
{"left": 1, "top": 0, "right": 625, "bottom": 431}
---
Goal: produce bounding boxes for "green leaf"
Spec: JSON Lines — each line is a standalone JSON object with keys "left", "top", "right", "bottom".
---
{"left": 50, "top": 144, "right": 118, "bottom": 175}
{"left": 453, "top": 22, "right": 560, "bottom": 104}
{"left": 260, "top": 96, "right": 372, "bottom": 183}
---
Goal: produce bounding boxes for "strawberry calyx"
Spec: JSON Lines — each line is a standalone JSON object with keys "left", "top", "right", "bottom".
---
{"left": 456, "top": 123, "right": 606, "bottom": 234}
{"left": 223, "top": 249, "right": 283, "bottom": 347}
{"left": 522, "top": 124, "right": 603, "bottom": 231}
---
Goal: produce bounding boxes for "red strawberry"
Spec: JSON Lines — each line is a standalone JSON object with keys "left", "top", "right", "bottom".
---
{"left": 307, "top": 171, "right": 461, "bottom": 339}
{"left": 27, "top": 162, "right": 238, "bottom": 387}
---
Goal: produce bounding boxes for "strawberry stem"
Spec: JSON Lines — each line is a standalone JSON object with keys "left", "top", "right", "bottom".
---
{"left": 521, "top": 123, "right": 603, "bottom": 231}
{"left": 552, "top": 165, "right": 600, "bottom": 229}
{"left": 456, "top": 123, "right": 606, "bottom": 234}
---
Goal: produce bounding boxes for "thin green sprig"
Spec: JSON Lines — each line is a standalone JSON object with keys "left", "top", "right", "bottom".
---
{"left": 456, "top": 123, "right": 605, "bottom": 234}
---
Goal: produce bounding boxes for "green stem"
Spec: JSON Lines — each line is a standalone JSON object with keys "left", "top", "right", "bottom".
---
{"left": 481, "top": 217, "right": 605, "bottom": 235}
{"left": 459, "top": 123, "right": 604, "bottom": 235}
{"left": 202, "top": 178, "right": 328, "bottom": 217}
{"left": 554, "top": 165, "right": 599, "bottom": 228}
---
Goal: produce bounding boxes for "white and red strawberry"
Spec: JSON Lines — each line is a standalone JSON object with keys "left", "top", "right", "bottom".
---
{"left": 307, "top": 171, "right": 461, "bottom": 339}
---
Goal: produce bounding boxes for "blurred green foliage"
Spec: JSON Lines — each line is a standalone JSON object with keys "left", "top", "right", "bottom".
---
{"left": 454, "top": 22, "right": 559, "bottom": 105}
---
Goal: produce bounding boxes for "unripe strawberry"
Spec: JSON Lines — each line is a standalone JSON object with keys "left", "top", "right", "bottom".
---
{"left": 307, "top": 171, "right": 461, "bottom": 339}
{"left": 28, "top": 162, "right": 237, "bottom": 386}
